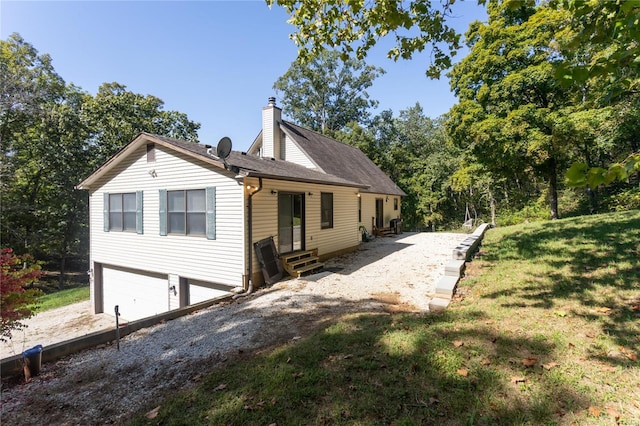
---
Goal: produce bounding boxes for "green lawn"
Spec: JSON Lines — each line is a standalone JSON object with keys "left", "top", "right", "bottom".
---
{"left": 32, "top": 286, "right": 90, "bottom": 313}
{"left": 129, "top": 210, "right": 640, "bottom": 425}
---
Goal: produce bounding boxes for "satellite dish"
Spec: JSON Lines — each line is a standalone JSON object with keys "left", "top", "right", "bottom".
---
{"left": 216, "top": 137, "right": 232, "bottom": 160}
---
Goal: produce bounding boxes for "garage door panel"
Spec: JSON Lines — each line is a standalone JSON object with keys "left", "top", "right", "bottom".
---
{"left": 188, "top": 279, "right": 232, "bottom": 305}
{"left": 103, "top": 266, "right": 168, "bottom": 321}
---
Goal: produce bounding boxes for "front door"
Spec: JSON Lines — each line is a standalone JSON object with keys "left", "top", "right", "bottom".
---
{"left": 278, "top": 192, "right": 304, "bottom": 254}
{"left": 375, "top": 198, "right": 384, "bottom": 229}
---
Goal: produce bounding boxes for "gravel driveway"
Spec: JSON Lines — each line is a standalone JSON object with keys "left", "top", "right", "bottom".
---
{"left": 0, "top": 231, "right": 465, "bottom": 425}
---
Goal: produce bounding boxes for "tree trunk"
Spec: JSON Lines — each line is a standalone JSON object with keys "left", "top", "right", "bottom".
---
{"left": 488, "top": 190, "right": 496, "bottom": 227}
{"left": 548, "top": 157, "right": 559, "bottom": 220}
{"left": 586, "top": 187, "right": 598, "bottom": 214}
{"left": 59, "top": 255, "right": 66, "bottom": 290}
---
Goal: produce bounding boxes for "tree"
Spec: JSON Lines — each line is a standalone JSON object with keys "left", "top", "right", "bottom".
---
{"left": 556, "top": 1, "right": 640, "bottom": 189}
{"left": 1, "top": 34, "right": 201, "bottom": 285}
{"left": 0, "top": 248, "right": 42, "bottom": 342}
{"left": 447, "top": 1, "right": 576, "bottom": 220}
{"left": 82, "top": 82, "right": 200, "bottom": 167}
{"left": 273, "top": 50, "right": 384, "bottom": 134}
{"left": 266, "top": 0, "right": 462, "bottom": 78}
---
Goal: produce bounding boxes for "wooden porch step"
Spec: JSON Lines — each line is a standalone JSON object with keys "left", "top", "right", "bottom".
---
{"left": 290, "top": 262, "right": 325, "bottom": 277}
{"left": 374, "top": 227, "right": 395, "bottom": 237}
{"left": 281, "top": 248, "right": 324, "bottom": 278}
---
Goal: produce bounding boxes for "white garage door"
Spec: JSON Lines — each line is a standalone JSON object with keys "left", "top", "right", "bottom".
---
{"left": 188, "top": 279, "right": 233, "bottom": 305}
{"left": 103, "top": 266, "right": 169, "bottom": 321}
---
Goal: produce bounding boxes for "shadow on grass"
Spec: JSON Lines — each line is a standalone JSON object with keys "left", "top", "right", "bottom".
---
{"left": 480, "top": 210, "right": 640, "bottom": 361}
{"left": 129, "top": 310, "right": 592, "bottom": 426}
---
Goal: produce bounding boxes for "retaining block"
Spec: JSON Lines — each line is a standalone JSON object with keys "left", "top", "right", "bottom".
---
{"left": 445, "top": 259, "right": 466, "bottom": 277}
{"left": 435, "top": 275, "right": 459, "bottom": 299}
{"left": 428, "top": 297, "right": 451, "bottom": 312}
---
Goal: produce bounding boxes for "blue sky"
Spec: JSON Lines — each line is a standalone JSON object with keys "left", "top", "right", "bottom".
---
{"left": 1, "top": 1, "right": 486, "bottom": 152}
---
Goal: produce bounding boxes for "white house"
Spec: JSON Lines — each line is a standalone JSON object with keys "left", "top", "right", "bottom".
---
{"left": 77, "top": 98, "right": 405, "bottom": 321}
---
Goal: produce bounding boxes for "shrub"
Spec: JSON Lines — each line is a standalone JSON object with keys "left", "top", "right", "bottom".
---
{"left": 0, "top": 248, "right": 43, "bottom": 342}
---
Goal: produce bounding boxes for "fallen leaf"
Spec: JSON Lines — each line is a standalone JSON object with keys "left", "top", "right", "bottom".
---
{"left": 588, "top": 406, "right": 601, "bottom": 417}
{"left": 595, "top": 307, "right": 611, "bottom": 314}
{"left": 257, "top": 400, "right": 265, "bottom": 407}
{"left": 453, "top": 340, "right": 464, "bottom": 348}
{"left": 568, "top": 342, "right": 576, "bottom": 348}
{"left": 585, "top": 331, "right": 596, "bottom": 338}
{"left": 145, "top": 406, "right": 161, "bottom": 419}
{"left": 214, "top": 383, "right": 227, "bottom": 391}
{"left": 343, "top": 354, "right": 353, "bottom": 359}
{"left": 271, "top": 397, "right": 277, "bottom": 405}
{"left": 521, "top": 357, "right": 537, "bottom": 367}
{"left": 553, "top": 310, "right": 567, "bottom": 317}
{"left": 631, "top": 304, "right": 639, "bottom": 311}
{"left": 292, "top": 372, "right": 304, "bottom": 378}
{"left": 429, "top": 397, "right": 440, "bottom": 405}
{"left": 457, "top": 369, "right": 468, "bottom": 377}
{"left": 605, "top": 406, "right": 620, "bottom": 420}
{"left": 286, "top": 357, "right": 291, "bottom": 364}
{"left": 542, "top": 362, "right": 558, "bottom": 370}
{"left": 510, "top": 376, "right": 526, "bottom": 384}
{"left": 192, "top": 373, "right": 203, "bottom": 382}
{"left": 480, "top": 359, "right": 491, "bottom": 365}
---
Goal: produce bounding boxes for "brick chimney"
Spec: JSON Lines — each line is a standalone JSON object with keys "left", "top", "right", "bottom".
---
{"left": 261, "top": 97, "right": 282, "bottom": 159}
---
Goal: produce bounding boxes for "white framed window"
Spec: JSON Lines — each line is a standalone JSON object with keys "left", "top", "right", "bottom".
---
{"left": 104, "top": 192, "right": 143, "bottom": 233}
{"left": 159, "top": 187, "right": 216, "bottom": 239}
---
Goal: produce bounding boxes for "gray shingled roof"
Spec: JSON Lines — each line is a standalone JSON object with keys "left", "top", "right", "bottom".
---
{"left": 281, "top": 122, "right": 406, "bottom": 196}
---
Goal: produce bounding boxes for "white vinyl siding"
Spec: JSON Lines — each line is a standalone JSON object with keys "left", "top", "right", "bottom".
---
{"left": 88, "top": 144, "right": 245, "bottom": 305}
{"left": 250, "top": 179, "right": 360, "bottom": 282}
{"left": 357, "top": 193, "right": 402, "bottom": 233}
{"left": 283, "top": 134, "right": 316, "bottom": 168}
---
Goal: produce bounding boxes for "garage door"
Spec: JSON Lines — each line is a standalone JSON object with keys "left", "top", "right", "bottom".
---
{"left": 103, "top": 266, "right": 169, "bottom": 321}
{"left": 188, "top": 279, "right": 233, "bottom": 305}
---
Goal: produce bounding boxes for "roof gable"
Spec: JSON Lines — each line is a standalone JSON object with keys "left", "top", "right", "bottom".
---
{"left": 77, "top": 132, "right": 367, "bottom": 190}
{"left": 280, "top": 122, "right": 406, "bottom": 196}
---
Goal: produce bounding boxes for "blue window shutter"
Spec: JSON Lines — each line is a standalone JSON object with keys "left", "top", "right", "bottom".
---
{"left": 206, "top": 187, "right": 216, "bottom": 240}
{"left": 136, "top": 191, "right": 144, "bottom": 234}
{"left": 159, "top": 189, "right": 167, "bottom": 236}
{"left": 103, "top": 192, "right": 110, "bottom": 232}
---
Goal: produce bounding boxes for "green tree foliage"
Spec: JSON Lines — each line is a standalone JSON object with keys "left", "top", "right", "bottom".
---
{"left": 556, "top": 0, "right": 640, "bottom": 188}
{"left": 266, "top": 0, "right": 461, "bottom": 78}
{"left": 83, "top": 82, "right": 200, "bottom": 166}
{"left": 273, "top": 50, "right": 384, "bottom": 134}
{"left": 337, "top": 106, "right": 462, "bottom": 231}
{"left": 0, "top": 248, "right": 42, "bottom": 342}
{"left": 0, "top": 33, "right": 200, "bottom": 284}
{"left": 447, "top": 1, "right": 576, "bottom": 220}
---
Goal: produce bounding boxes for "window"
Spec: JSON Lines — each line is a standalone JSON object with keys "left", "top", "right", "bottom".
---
{"left": 104, "top": 192, "right": 143, "bottom": 233}
{"left": 321, "top": 192, "right": 333, "bottom": 229}
{"left": 159, "top": 187, "right": 216, "bottom": 239}
{"left": 394, "top": 197, "right": 398, "bottom": 211}
{"left": 168, "top": 189, "right": 206, "bottom": 235}
{"left": 358, "top": 195, "right": 362, "bottom": 223}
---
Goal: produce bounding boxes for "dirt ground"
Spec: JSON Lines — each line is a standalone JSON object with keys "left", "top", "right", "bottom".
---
{"left": 0, "top": 231, "right": 466, "bottom": 425}
{"left": 1, "top": 302, "right": 115, "bottom": 359}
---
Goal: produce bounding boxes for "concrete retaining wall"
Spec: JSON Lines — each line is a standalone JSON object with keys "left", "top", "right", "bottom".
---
{"left": 429, "top": 223, "right": 491, "bottom": 312}
{"left": 1, "top": 294, "right": 232, "bottom": 378}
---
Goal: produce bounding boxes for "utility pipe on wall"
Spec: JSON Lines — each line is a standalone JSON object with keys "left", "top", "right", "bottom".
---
{"left": 234, "top": 177, "right": 263, "bottom": 300}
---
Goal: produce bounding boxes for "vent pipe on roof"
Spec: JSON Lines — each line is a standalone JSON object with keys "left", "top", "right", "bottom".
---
{"left": 267, "top": 96, "right": 276, "bottom": 106}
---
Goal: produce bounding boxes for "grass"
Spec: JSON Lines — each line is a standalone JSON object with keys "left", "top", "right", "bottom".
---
{"left": 129, "top": 210, "right": 640, "bottom": 425}
{"left": 31, "top": 286, "right": 90, "bottom": 313}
